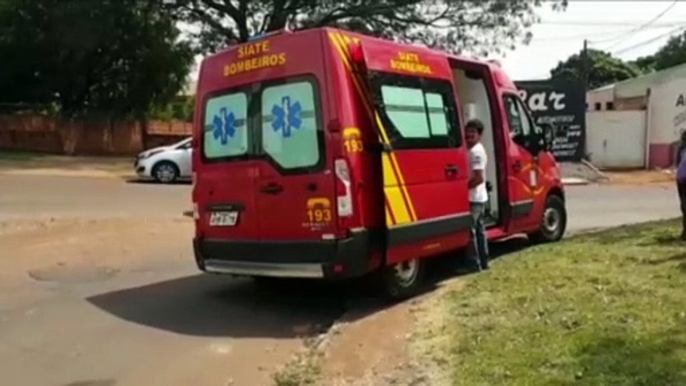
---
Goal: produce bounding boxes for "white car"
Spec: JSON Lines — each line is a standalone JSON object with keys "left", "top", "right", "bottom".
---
{"left": 134, "top": 137, "right": 192, "bottom": 183}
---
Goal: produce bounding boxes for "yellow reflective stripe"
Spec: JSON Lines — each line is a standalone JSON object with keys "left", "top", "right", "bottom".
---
{"left": 385, "top": 205, "right": 394, "bottom": 226}
{"left": 328, "top": 31, "right": 417, "bottom": 222}
{"left": 382, "top": 153, "right": 411, "bottom": 224}
{"left": 373, "top": 113, "right": 417, "bottom": 221}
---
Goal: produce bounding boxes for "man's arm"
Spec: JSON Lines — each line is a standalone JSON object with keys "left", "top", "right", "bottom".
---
{"left": 468, "top": 148, "right": 486, "bottom": 188}
{"left": 468, "top": 169, "right": 484, "bottom": 189}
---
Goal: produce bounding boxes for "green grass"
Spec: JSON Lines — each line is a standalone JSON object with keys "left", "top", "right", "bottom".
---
{"left": 272, "top": 348, "right": 322, "bottom": 386}
{"left": 422, "top": 219, "right": 686, "bottom": 386}
{"left": 0, "top": 150, "right": 47, "bottom": 161}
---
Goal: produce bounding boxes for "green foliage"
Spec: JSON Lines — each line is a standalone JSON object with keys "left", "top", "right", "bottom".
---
{"left": 167, "top": 0, "right": 567, "bottom": 56}
{"left": 418, "top": 219, "right": 686, "bottom": 386}
{"left": 628, "top": 55, "right": 658, "bottom": 74}
{"left": 652, "top": 30, "right": 686, "bottom": 71}
{"left": 148, "top": 96, "right": 195, "bottom": 122}
{"left": 627, "top": 30, "right": 686, "bottom": 75}
{"left": 0, "top": 0, "right": 194, "bottom": 118}
{"left": 550, "top": 49, "right": 642, "bottom": 89}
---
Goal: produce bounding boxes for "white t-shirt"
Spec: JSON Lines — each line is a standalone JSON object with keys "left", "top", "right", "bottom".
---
{"left": 469, "top": 143, "right": 488, "bottom": 203}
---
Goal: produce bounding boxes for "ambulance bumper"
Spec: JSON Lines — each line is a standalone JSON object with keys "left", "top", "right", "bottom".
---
{"left": 193, "top": 229, "right": 374, "bottom": 280}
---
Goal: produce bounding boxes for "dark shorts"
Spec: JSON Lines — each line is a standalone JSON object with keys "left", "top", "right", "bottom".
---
{"left": 678, "top": 181, "right": 686, "bottom": 214}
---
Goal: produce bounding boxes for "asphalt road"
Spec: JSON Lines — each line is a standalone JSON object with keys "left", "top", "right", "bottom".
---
{"left": 0, "top": 174, "right": 679, "bottom": 230}
{"left": 0, "top": 175, "right": 189, "bottom": 221}
{"left": 0, "top": 174, "right": 680, "bottom": 386}
{"left": 564, "top": 183, "right": 679, "bottom": 233}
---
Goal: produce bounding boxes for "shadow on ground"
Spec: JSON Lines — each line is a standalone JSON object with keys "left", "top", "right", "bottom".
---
{"left": 87, "top": 275, "right": 352, "bottom": 339}
{"left": 87, "top": 237, "right": 534, "bottom": 340}
{"left": 123, "top": 177, "right": 191, "bottom": 186}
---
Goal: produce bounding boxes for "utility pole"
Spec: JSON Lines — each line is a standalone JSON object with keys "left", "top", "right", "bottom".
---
{"left": 582, "top": 39, "right": 589, "bottom": 93}
{"left": 581, "top": 39, "right": 589, "bottom": 162}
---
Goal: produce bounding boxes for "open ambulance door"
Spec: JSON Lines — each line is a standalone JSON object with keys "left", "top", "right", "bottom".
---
{"left": 330, "top": 32, "right": 472, "bottom": 278}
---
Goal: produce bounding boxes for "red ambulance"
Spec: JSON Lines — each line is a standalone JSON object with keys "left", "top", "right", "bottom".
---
{"left": 190, "top": 27, "right": 567, "bottom": 298}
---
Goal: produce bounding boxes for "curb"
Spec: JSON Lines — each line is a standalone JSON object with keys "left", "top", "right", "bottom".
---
{"left": 562, "top": 178, "right": 590, "bottom": 186}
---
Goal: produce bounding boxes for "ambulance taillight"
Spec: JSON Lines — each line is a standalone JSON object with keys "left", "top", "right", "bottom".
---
{"left": 334, "top": 158, "right": 354, "bottom": 227}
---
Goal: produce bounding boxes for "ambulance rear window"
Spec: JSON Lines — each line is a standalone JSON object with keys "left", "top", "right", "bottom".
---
{"left": 200, "top": 75, "right": 324, "bottom": 172}
{"left": 261, "top": 80, "right": 320, "bottom": 170}
{"left": 203, "top": 92, "right": 249, "bottom": 159}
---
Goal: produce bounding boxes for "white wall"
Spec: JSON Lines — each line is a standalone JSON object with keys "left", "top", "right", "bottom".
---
{"left": 586, "top": 111, "right": 646, "bottom": 169}
{"left": 648, "top": 76, "right": 686, "bottom": 145}
{"left": 586, "top": 86, "right": 615, "bottom": 111}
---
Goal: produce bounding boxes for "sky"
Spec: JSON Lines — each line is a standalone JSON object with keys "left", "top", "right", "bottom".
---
{"left": 496, "top": 0, "right": 686, "bottom": 81}
{"left": 187, "top": 1, "right": 686, "bottom": 84}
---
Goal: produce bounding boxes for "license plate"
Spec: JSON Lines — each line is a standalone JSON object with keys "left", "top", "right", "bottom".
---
{"left": 209, "top": 211, "right": 239, "bottom": 227}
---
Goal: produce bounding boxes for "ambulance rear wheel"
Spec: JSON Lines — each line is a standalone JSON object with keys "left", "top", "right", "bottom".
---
{"left": 529, "top": 195, "right": 567, "bottom": 243}
{"left": 382, "top": 258, "right": 426, "bottom": 299}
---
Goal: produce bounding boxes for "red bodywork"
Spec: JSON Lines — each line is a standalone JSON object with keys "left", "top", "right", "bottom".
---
{"left": 191, "top": 27, "right": 564, "bottom": 280}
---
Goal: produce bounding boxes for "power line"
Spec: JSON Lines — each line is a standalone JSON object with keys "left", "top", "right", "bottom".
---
{"left": 589, "top": 22, "right": 686, "bottom": 46}
{"left": 612, "top": 25, "right": 686, "bottom": 56}
{"left": 534, "top": 27, "right": 649, "bottom": 42}
{"left": 531, "top": 23, "right": 686, "bottom": 44}
{"left": 539, "top": 20, "right": 686, "bottom": 27}
{"left": 604, "top": 0, "right": 678, "bottom": 51}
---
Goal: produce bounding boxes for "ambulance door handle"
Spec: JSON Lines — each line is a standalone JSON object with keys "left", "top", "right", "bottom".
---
{"left": 513, "top": 160, "right": 522, "bottom": 172}
{"left": 260, "top": 183, "right": 283, "bottom": 195}
{"left": 444, "top": 164, "right": 459, "bottom": 176}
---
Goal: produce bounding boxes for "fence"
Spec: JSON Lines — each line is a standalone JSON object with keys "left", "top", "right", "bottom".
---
{"left": 0, "top": 115, "right": 192, "bottom": 156}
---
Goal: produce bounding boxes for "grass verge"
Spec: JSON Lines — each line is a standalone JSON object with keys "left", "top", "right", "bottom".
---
{"left": 417, "top": 219, "right": 686, "bottom": 386}
{"left": 272, "top": 347, "right": 323, "bottom": 386}
{"left": 0, "top": 150, "right": 47, "bottom": 161}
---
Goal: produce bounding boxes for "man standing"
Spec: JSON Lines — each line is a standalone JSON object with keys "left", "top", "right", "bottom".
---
{"left": 676, "top": 131, "right": 686, "bottom": 240}
{"left": 465, "top": 119, "right": 490, "bottom": 271}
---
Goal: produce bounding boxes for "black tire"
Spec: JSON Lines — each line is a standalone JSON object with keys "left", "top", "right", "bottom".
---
{"left": 152, "top": 161, "right": 179, "bottom": 183}
{"left": 382, "top": 258, "right": 426, "bottom": 299}
{"left": 529, "top": 194, "right": 567, "bottom": 243}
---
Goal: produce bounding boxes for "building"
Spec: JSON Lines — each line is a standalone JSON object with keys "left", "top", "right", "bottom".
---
{"left": 585, "top": 63, "right": 686, "bottom": 169}
{"left": 586, "top": 83, "right": 615, "bottom": 112}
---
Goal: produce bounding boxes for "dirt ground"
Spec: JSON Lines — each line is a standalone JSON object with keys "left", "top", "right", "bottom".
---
{"left": 602, "top": 169, "right": 676, "bottom": 186}
{"left": 0, "top": 151, "right": 132, "bottom": 179}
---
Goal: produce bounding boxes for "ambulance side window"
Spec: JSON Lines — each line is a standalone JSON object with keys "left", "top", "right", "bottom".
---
{"left": 503, "top": 94, "right": 535, "bottom": 151}
{"left": 381, "top": 86, "right": 431, "bottom": 139}
{"left": 373, "top": 73, "right": 460, "bottom": 150}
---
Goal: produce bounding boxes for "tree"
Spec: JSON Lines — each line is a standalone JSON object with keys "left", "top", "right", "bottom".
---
{"left": 167, "top": 0, "right": 567, "bottom": 56}
{"left": 550, "top": 49, "right": 641, "bottom": 90}
{"left": 651, "top": 30, "right": 686, "bottom": 71}
{"left": 629, "top": 55, "right": 657, "bottom": 74}
{"left": 0, "top": 0, "right": 194, "bottom": 118}
{"left": 625, "top": 30, "right": 686, "bottom": 74}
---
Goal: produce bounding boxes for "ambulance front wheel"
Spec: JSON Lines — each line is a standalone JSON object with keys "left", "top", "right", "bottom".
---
{"left": 529, "top": 194, "right": 567, "bottom": 243}
{"left": 382, "top": 258, "right": 426, "bottom": 299}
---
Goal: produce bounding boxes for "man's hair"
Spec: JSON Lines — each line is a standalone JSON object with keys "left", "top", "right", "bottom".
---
{"left": 465, "top": 119, "right": 484, "bottom": 135}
